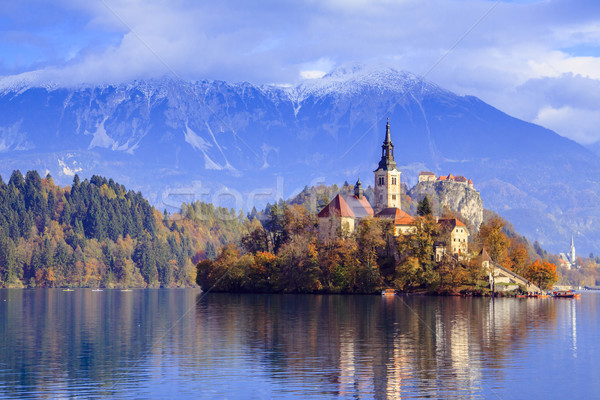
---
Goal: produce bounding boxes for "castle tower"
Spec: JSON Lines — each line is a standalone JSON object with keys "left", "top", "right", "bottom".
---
{"left": 570, "top": 235, "right": 576, "bottom": 264}
{"left": 373, "top": 118, "right": 401, "bottom": 214}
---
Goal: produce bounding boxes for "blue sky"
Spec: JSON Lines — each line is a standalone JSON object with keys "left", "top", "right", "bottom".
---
{"left": 1, "top": 0, "right": 600, "bottom": 144}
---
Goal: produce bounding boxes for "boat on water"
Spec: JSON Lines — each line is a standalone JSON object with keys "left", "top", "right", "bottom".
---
{"left": 552, "top": 290, "right": 580, "bottom": 298}
{"left": 62, "top": 289, "right": 74, "bottom": 292}
{"left": 382, "top": 288, "right": 396, "bottom": 297}
{"left": 91, "top": 289, "right": 103, "bottom": 292}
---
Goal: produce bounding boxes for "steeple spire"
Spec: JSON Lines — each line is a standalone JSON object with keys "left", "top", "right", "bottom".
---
{"left": 384, "top": 117, "right": 392, "bottom": 145}
{"left": 376, "top": 117, "right": 397, "bottom": 171}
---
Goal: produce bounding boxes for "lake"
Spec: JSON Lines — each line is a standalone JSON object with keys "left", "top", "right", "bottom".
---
{"left": 0, "top": 289, "right": 598, "bottom": 399}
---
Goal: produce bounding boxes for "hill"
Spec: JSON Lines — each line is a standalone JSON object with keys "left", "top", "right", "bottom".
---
{"left": 0, "top": 171, "right": 248, "bottom": 288}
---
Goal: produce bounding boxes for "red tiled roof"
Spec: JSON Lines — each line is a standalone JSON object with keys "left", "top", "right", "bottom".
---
{"left": 454, "top": 176, "right": 467, "bottom": 182}
{"left": 468, "top": 179, "right": 473, "bottom": 184}
{"left": 447, "top": 174, "right": 454, "bottom": 179}
{"left": 438, "top": 218, "right": 467, "bottom": 230}
{"left": 376, "top": 207, "right": 415, "bottom": 226}
{"left": 345, "top": 195, "right": 374, "bottom": 218}
{"left": 419, "top": 171, "right": 435, "bottom": 176}
{"left": 317, "top": 194, "right": 374, "bottom": 219}
{"left": 437, "top": 175, "right": 447, "bottom": 181}
{"left": 318, "top": 194, "right": 354, "bottom": 218}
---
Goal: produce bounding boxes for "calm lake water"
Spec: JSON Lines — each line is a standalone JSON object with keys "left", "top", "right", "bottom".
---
{"left": 0, "top": 289, "right": 599, "bottom": 399}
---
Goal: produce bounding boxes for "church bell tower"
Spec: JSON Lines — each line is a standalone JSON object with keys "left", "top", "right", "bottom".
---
{"left": 373, "top": 118, "right": 401, "bottom": 214}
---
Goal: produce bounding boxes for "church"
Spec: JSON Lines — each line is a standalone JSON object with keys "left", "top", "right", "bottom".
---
{"left": 318, "top": 119, "right": 415, "bottom": 238}
{"left": 317, "top": 119, "right": 470, "bottom": 257}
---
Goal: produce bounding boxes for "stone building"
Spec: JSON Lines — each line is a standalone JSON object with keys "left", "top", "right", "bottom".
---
{"left": 418, "top": 171, "right": 436, "bottom": 183}
{"left": 317, "top": 119, "right": 470, "bottom": 247}
{"left": 419, "top": 171, "right": 474, "bottom": 189}
{"left": 317, "top": 179, "right": 373, "bottom": 239}
{"left": 437, "top": 218, "right": 469, "bottom": 257}
{"left": 318, "top": 119, "right": 407, "bottom": 237}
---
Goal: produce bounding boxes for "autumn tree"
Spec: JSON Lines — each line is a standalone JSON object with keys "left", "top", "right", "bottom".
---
{"left": 356, "top": 217, "right": 385, "bottom": 269}
{"left": 525, "top": 259, "right": 558, "bottom": 290}
{"left": 507, "top": 238, "right": 531, "bottom": 275}
{"left": 278, "top": 235, "right": 321, "bottom": 292}
{"left": 478, "top": 216, "right": 509, "bottom": 265}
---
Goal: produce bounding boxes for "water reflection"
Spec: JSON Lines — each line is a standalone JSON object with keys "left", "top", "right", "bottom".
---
{"left": 0, "top": 289, "right": 596, "bottom": 399}
{"left": 194, "top": 294, "right": 561, "bottom": 399}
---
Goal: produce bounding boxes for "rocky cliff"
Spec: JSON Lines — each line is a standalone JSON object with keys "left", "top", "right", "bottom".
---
{"left": 408, "top": 181, "right": 483, "bottom": 231}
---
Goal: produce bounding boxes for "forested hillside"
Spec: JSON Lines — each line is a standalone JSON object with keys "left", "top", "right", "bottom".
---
{"left": 0, "top": 171, "right": 248, "bottom": 288}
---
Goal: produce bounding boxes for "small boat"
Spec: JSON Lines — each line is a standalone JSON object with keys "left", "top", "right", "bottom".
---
{"left": 91, "top": 289, "right": 103, "bottom": 292}
{"left": 62, "top": 289, "right": 74, "bottom": 292}
{"left": 382, "top": 288, "right": 396, "bottom": 297}
{"left": 552, "top": 290, "right": 580, "bottom": 298}
{"left": 120, "top": 289, "right": 132, "bottom": 292}
{"left": 516, "top": 294, "right": 527, "bottom": 298}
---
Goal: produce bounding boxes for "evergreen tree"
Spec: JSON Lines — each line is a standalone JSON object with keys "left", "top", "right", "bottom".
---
{"left": 417, "top": 196, "right": 432, "bottom": 216}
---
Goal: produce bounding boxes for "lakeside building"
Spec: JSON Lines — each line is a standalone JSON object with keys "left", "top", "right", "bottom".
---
{"left": 317, "top": 119, "right": 470, "bottom": 252}
{"left": 559, "top": 236, "right": 577, "bottom": 269}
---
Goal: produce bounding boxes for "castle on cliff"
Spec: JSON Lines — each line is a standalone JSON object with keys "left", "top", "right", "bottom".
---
{"left": 317, "top": 119, "right": 469, "bottom": 257}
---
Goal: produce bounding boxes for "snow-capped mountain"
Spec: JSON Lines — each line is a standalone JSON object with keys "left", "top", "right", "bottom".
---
{"left": 1, "top": 65, "right": 599, "bottom": 254}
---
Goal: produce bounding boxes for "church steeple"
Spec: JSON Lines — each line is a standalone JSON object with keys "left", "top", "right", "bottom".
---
{"left": 377, "top": 118, "right": 397, "bottom": 171}
{"left": 570, "top": 235, "right": 576, "bottom": 264}
{"left": 373, "top": 118, "right": 402, "bottom": 213}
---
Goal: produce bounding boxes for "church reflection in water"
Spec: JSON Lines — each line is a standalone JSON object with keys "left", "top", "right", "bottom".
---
{"left": 0, "top": 289, "right": 570, "bottom": 398}
{"left": 194, "top": 293, "right": 559, "bottom": 399}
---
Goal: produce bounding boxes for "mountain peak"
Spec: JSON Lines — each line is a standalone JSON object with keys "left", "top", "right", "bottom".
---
{"left": 289, "top": 63, "right": 445, "bottom": 101}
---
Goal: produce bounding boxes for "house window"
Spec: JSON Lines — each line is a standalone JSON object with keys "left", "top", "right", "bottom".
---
{"left": 392, "top": 195, "right": 396, "bottom": 200}
{"left": 378, "top": 177, "right": 384, "bottom": 185}
{"left": 392, "top": 177, "right": 397, "bottom": 185}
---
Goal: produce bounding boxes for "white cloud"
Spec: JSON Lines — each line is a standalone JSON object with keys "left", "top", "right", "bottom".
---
{"left": 300, "top": 70, "right": 326, "bottom": 79}
{"left": 534, "top": 106, "right": 600, "bottom": 144}
{"left": 2, "top": 0, "right": 600, "bottom": 142}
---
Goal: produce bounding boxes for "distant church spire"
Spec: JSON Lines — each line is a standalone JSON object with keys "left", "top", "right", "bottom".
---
{"left": 570, "top": 235, "right": 576, "bottom": 264}
{"left": 376, "top": 118, "right": 397, "bottom": 171}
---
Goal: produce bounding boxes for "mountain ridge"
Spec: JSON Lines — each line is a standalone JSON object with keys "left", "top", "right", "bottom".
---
{"left": 0, "top": 65, "right": 598, "bottom": 254}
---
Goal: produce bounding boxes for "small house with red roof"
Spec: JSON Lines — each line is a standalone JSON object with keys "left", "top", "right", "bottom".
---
{"left": 376, "top": 207, "right": 416, "bottom": 236}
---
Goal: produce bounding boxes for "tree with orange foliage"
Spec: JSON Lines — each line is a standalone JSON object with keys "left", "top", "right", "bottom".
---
{"left": 525, "top": 259, "right": 558, "bottom": 290}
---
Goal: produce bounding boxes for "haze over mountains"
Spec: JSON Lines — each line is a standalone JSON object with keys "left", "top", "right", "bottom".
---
{"left": 0, "top": 64, "right": 598, "bottom": 254}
